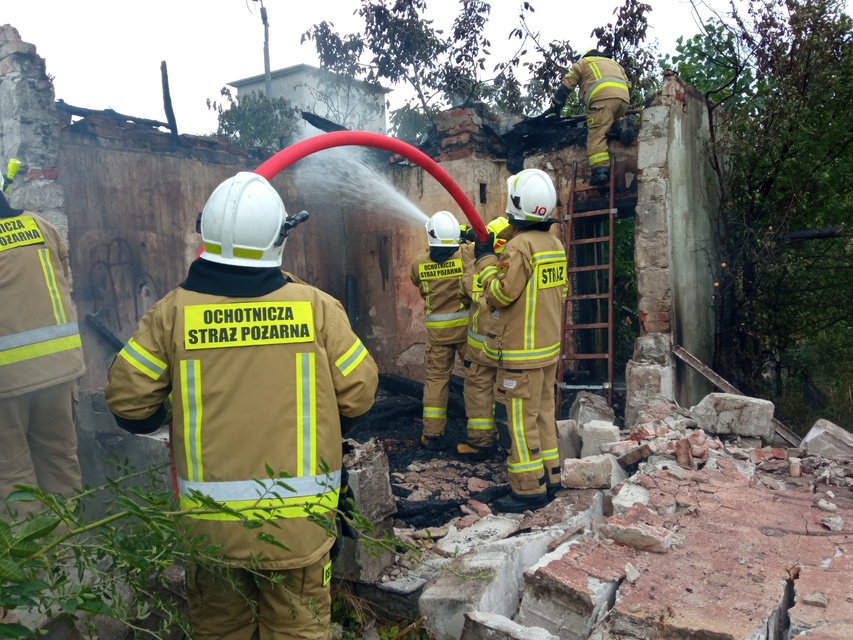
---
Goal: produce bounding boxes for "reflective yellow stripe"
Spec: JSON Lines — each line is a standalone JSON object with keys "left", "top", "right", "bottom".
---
{"left": 467, "top": 417, "right": 494, "bottom": 431}
{"left": 425, "top": 316, "right": 469, "bottom": 329}
{"left": 479, "top": 265, "right": 498, "bottom": 279}
{"left": 467, "top": 330, "right": 486, "bottom": 351}
{"left": 489, "top": 278, "right": 514, "bottom": 306}
{"left": 510, "top": 397, "right": 531, "bottom": 464}
{"left": 541, "top": 447, "right": 559, "bottom": 463}
{"left": 232, "top": 247, "right": 263, "bottom": 260}
{"left": 587, "top": 81, "right": 629, "bottom": 105}
{"left": 296, "top": 352, "right": 317, "bottom": 476}
{"left": 508, "top": 459, "right": 545, "bottom": 474}
{"left": 181, "top": 360, "right": 203, "bottom": 482}
{"left": 336, "top": 338, "right": 368, "bottom": 376}
{"left": 589, "top": 151, "right": 610, "bottom": 166}
{"left": 179, "top": 471, "right": 340, "bottom": 501}
{"left": 589, "top": 59, "right": 603, "bottom": 81}
{"left": 119, "top": 338, "right": 167, "bottom": 380}
{"left": 531, "top": 251, "right": 565, "bottom": 264}
{"left": 180, "top": 489, "right": 339, "bottom": 521}
{"left": 483, "top": 342, "right": 561, "bottom": 362}
{"left": 0, "top": 333, "right": 81, "bottom": 365}
{"left": 423, "top": 406, "right": 446, "bottom": 419}
{"left": 525, "top": 262, "right": 537, "bottom": 350}
{"left": 37, "top": 248, "right": 67, "bottom": 324}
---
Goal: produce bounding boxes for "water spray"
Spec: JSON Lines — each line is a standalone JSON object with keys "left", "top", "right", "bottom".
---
{"left": 255, "top": 131, "right": 488, "bottom": 241}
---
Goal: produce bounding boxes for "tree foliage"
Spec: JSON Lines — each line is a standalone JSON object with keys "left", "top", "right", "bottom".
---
{"left": 207, "top": 88, "right": 300, "bottom": 149}
{"left": 667, "top": 0, "right": 853, "bottom": 429}
{"left": 0, "top": 461, "right": 442, "bottom": 638}
{"left": 302, "top": 0, "right": 660, "bottom": 138}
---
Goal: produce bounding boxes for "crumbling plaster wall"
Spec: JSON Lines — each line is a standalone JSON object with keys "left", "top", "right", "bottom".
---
{"left": 0, "top": 26, "right": 67, "bottom": 250}
{"left": 625, "top": 72, "right": 719, "bottom": 426}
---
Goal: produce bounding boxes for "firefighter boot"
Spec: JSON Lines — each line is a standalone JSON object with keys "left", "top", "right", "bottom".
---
{"left": 456, "top": 442, "right": 497, "bottom": 461}
{"left": 590, "top": 166, "right": 610, "bottom": 186}
{"left": 420, "top": 435, "right": 443, "bottom": 451}
{"left": 494, "top": 491, "right": 549, "bottom": 514}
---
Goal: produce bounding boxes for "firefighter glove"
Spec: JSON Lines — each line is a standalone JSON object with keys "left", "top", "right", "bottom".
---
{"left": 460, "top": 226, "right": 477, "bottom": 243}
{"left": 542, "top": 101, "right": 562, "bottom": 118}
{"left": 474, "top": 232, "right": 496, "bottom": 260}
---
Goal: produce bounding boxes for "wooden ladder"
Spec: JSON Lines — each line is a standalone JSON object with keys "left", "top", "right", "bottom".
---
{"left": 556, "top": 158, "right": 617, "bottom": 410}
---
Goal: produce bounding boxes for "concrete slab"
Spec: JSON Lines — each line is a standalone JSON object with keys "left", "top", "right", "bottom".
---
{"left": 436, "top": 514, "right": 520, "bottom": 557}
{"left": 462, "top": 611, "right": 559, "bottom": 639}
{"left": 517, "top": 537, "right": 630, "bottom": 640}
{"left": 420, "top": 530, "right": 562, "bottom": 640}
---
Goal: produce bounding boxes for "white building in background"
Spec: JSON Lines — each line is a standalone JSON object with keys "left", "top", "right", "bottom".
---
{"left": 227, "top": 64, "right": 389, "bottom": 137}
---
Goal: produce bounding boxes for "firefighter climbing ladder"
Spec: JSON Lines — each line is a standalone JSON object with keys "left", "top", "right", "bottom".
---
{"left": 557, "top": 158, "right": 616, "bottom": 410}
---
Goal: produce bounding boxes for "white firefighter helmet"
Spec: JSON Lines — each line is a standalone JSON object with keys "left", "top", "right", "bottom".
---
{"left": 199, "top": 172, "right": 287, "bottom": 268}
{"left": 505, "top": 169, "right": 557, "bottom": 223}
{"left": 486, "top": 216, "right": 510, "bottom": 253}
{"left": 425, "top": 210, "right": 461, "bottom": 247}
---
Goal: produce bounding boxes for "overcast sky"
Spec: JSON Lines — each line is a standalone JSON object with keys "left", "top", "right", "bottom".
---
{"left": 4, "top": 0, "right": 709, "bottom": 136}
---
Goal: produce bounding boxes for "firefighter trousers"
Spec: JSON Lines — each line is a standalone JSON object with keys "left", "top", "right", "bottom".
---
{"left": 586, "top": 97, "right": 628, "bottom": 168}
{"left": 493, "top": 363, "right": 561, "bottom": 496}
{"left": 0, "top": 381, "right": 81, "bottom": 515}
{"left": 422, "top": 341, "right": 465, "bottom": 438}
{"left": 186, "top": 551, "right": 332, "bottom": 640}
{"left": 462, "top": 359, "right": 497, "bottom": 447}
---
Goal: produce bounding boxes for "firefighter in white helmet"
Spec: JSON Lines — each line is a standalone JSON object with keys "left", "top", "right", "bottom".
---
{"left": 0, "top": 184, "right": 84, "bottom": 516}
{"left": 105, "top": 172, "right": 379, "bottom": 640}
{"left": 410, "top": 210, "right": 471, "bottom": 450}
{"left": 473, "top": 168, "right": 567, "bottom": 513}
{"left": 457, "top": 215, "right": 510, "bottom": 460}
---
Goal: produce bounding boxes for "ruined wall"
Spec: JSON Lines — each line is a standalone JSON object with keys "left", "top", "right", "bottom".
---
{"left": 625, "top": 72, "right": 719, "bottom": 426}
{"left": 0, "top": 26, "right": 67, "bottom": 250}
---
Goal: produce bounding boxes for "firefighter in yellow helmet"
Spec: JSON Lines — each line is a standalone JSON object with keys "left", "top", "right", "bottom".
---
{"left": 0, "top": 182, "right": 84, "bottom": 516}
{"left": 410, "top": 210, "right": 470, "bottom": 450}
{"left": 544, "top": 48, "right": 630, "bottom": 186}
{"left": 457, "top": 216, "right": 510, "bottom": 460}
{"left": 473, "top": 169, "right": 567, "bottom": 513}
{"left": 105, "top": 172, "right": 379, "bottom": 640}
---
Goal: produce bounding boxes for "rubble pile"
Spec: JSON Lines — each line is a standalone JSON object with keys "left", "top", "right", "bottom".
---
{"left": 341, "top": 392, "right": 853, "bottom": 640}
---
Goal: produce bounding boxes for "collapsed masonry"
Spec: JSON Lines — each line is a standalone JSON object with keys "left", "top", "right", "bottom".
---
{"left": 338, "top": 392, "right": 853, "bottom": 640}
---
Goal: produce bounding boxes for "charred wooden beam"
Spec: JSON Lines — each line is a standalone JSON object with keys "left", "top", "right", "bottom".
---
{"left": 55, "top": 99, "right": 171, "bottom": 131}
{"left": 672, "top": 344, "right": 801, "bottom": 446}
{"left": 160, "top": 61, "right": 179, "bottom": 137}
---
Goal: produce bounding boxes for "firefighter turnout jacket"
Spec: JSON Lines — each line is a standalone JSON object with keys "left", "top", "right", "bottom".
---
{"left": 559, "top": 55, "right": 629, "bottom": 111}
{"left": 105, "top": 260, "right": 378, "bottom": 570}
{"left": 0, "top": 212, "right": 84, "bottom": 398}
{"left": 475, "top": 225, "right": 567, "bottom": 368}
{"left": 461, "top": 243, "right": 498, "bottom": 367}
{"left": 410, "top": 246, "right": 469, "bottom": 346}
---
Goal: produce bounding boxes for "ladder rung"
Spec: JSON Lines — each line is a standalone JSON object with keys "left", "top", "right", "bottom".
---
{"left": 558, "top": 382, "right": 612, "bottom": 390}
{"left": 567, "top": 208, "right": 617, "bottom": 220}
{"left": 569, "top": 236, "right": 611, "bottom": 246}
{"left": 567, "top": 293, "right": 610, "bottom": 301}
{"left": 562, "top": 353, "right": 609, "bottom": 360}
{"left": 567, "top": 322, "right": 610, "bottom": 329}
{"left": 568, "top": 264, "right": 610, "bottom": 273}
{"left": 573, "top": 184, "right": 611, "bottom": 193}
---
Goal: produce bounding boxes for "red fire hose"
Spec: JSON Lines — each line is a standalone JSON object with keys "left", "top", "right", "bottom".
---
{"left": 254, "top": 130, "right": 488, "bottom": 241}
